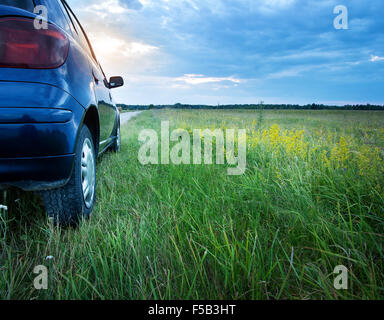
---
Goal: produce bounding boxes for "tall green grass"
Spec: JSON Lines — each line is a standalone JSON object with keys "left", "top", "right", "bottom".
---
{"left": 0, "top": 109, "right": 383, "bottom": 299}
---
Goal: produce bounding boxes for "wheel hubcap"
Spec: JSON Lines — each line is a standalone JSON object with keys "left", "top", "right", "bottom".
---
{"left": 81, "top": 138, "right": 95, "bottom": 208}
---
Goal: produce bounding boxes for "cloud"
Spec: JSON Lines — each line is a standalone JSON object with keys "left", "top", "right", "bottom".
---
{"left": 82, "top": 0, "right": 142, "bottom": 18}
{"left": 84, "top": 0, "right": 127, "bottom": 18}
{"left": 267, "top": 65, "right": 314, "bottom": 79}
{"left": 370, "top": 55, "right": 384, "bottom": 62}
{"left": 133, "top": 0, "right": 296, "bottom": 17}
{"left": 175, "top": 74, "right": 243, "bottom": 85}
{"left": 267, "top": 49, "right": 343, "bottom": 62}
{"left": 120, "top": 74, "right": 244, "bottom": 91}
{"left": 123, "top": 42, "right": 158, "bottom": 56}
{"left": 88, "top": 34, "right": 158, "bottom": 59}
{"left": 68, "top": 0, "right": 384, "bottom": 105}
{"left": 185, "top": 0, "right": 200, "bottom": 11}
{"left": 119, "top": 0, "right": 143, "bottom": 10}
{"left": 259, "top": 0, "right": 296, "bottom": 12}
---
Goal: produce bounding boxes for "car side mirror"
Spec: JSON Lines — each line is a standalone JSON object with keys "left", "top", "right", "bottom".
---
{"left": 109, "top": 76, "right": 124, "bottom": 89}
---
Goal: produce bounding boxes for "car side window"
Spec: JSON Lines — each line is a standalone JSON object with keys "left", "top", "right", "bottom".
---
{"left": 39, "top": 0, "right": 71, "bottom": 34}
{"left": 0, "top": 0, "right": 35, "bottom": 12}
{"left": 56, "top": 0, "right": 77, "bottom": 36}
{"left": 60, "top": 1, "right": 98, "bottom": 63}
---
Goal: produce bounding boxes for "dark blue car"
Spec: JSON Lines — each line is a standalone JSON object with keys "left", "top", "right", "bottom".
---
{"left": 0, "top": 0, "right": 124, "bottom": 226}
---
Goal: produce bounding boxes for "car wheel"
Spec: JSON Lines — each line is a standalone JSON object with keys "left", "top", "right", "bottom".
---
{"left": 110, "top": 121, "right": 121, "bottom": 153}
{"left": 42, "top": 125, "right": 96, "bottom": 227}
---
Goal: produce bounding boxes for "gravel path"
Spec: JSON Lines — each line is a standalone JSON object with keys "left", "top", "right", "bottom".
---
{"left": 120, "top": 111, "right": 142, "bottom": 125}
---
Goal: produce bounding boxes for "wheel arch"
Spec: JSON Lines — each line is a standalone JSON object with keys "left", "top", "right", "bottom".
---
{"left": 81, "top": 105, "right": 100, "bottom": 156}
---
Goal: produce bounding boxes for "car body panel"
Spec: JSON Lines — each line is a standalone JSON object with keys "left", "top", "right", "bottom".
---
{"left": 0, "top": 81, "right": 83, "bottom": 158}
{"left": 0, "top": 1, "right": 122, "bottom": 191}
{"left": 0, "top": 155, "right": 74, "bottom": 191}
{"left": 90, "top": 59, "right": 117, "bottom": 151}
{"left": 0, "top": 108, "right": 73, "bottom": 124}
{"left": 0, "top": 4, "right": 36, "bottom": 18}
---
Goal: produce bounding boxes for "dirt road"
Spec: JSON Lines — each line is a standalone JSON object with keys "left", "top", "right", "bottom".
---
{"left": 120, "top": 111, "right": 142, "bottom": 125}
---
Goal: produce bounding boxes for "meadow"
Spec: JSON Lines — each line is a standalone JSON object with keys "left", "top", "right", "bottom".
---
{"left": 1, "top": 109, "right": 384, "bottom": 300}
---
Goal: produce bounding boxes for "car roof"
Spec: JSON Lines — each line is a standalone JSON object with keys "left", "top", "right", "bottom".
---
{"left": 0, "top": 0, "right": 34, "bottom": 12}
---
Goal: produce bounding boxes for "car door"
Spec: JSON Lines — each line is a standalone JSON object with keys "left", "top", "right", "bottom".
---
{"left": 61, "top": 1, "right": 117, "bottom": 153}
{"left": 90, "top": 61, "right": 116, "bottom": 151}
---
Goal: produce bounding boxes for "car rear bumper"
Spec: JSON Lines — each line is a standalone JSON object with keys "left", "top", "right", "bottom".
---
{"left": 0, "top": 81, "right": 85, "bottom": 190}
{"left": 0, "top": 154, "right": 74, "bottom": 191}
{"left": 0, "top": 81, "right": 85, "bottom": 158}
{"left": 0, "top": 117, "right": 77, "bottom": 190}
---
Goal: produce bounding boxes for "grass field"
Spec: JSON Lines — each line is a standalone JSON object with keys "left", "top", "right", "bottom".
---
{"left": 1, "top": 109, "right": 384, "bottom": 300}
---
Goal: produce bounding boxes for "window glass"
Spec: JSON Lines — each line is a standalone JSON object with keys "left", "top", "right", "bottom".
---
{"left": 62, "top": 1, "right": 97, "bottom": 62}
{"left": 57, "top": 0, "right": 77, "bottom": 36}
{"left": 40, "top": 0, "right": 71, "bottom": 34}
{"left": 0, "top": 0, "right": 34, "bottom": 12}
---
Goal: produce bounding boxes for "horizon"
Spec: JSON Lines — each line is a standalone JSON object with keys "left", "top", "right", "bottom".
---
{"left": 69, "top": 0, "right": 384, "bottom": 106}
{"left": 118, "top": 102, "right": 384, "bottom": 107}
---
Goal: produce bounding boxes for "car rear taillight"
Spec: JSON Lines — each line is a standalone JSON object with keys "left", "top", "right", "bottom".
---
{"left": 0, "top": 17, "right": 69, "bottom": 69}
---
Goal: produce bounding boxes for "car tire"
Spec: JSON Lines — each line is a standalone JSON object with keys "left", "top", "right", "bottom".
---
{"left": 42, "top": 125, "right": 97, "bottom": 227}
{"left": 110, "top": 120, "right": 121, "bottom": 153}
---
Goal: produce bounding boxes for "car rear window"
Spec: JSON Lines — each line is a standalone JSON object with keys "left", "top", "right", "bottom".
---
{"left": 0, "top": 0, "right": 35, "bottom": 12}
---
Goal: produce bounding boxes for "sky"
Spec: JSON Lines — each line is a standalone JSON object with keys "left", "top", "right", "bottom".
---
{"left": 67, "top": 0, "right": 384, "bottom": 105}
